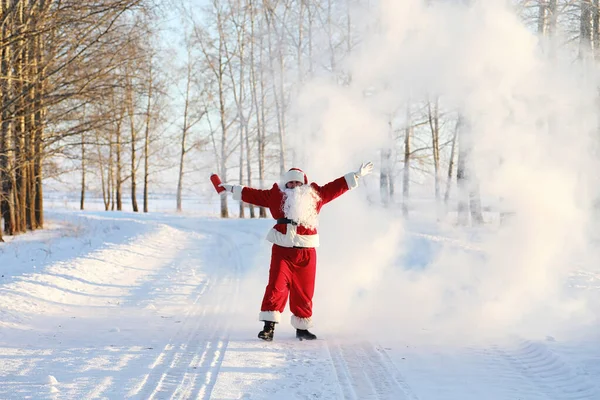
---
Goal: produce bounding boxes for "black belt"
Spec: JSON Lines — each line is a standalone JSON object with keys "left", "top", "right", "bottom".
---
{"left": 276, "top": 218, "right": 298, "bottom": 226}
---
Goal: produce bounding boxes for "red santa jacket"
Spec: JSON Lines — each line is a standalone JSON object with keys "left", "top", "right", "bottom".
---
{"left": 231, "top": 173, "right": 359, "bottom": 248}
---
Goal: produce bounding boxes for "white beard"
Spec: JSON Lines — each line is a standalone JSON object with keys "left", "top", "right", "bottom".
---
{"left": 282, "top": 185, "right": 320, "bottom": 230}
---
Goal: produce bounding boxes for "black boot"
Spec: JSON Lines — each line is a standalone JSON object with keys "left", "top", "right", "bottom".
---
{"left": 258, "top": 321, "right": 275, "bottom": 341}
{"left": 296, "top": 329, "right": 317, "bottom": 341}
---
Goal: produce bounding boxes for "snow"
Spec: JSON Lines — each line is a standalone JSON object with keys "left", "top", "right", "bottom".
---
{"left": 1, "top": 207, "right": 600, "bottom": 399}
{"left": 0, "top": 208, "right": 600, "bottom": 400}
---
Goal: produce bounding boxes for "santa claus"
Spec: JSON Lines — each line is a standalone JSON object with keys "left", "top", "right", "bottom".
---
{"left": 219, "top": 161, "right": 374, "bottom": 341}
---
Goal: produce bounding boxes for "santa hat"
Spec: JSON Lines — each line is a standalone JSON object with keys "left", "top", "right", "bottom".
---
{"left": 283, "top": 168, "right": 308, "bottom": 184}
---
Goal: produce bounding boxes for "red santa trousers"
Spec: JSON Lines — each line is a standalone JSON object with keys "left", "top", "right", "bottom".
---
{"left": 260, "top": 244, "right": 316, "bottom": 323}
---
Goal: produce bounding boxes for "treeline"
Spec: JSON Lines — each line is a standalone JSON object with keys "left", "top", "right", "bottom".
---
{"left": 0, "top": 0, "right": 157, "bottom": 242}
{"left": 2, "top": 0, "right": 600, "bottom": 241}
{"left": 184, "top": 0, "right": 600, "bottom": 222}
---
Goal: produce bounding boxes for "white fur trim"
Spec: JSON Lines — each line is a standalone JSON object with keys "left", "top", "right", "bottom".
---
{"left": 291, "top": 315, "right": 313, "bottom": 329}
{"left": 259, "top": 311, "right": 281, "bottom": 323}
{"left": 344, "top": 172, "right": 358, "bottom": 190}
{"left": 266, "top": 227, "right": 320, "bottom": 248}
{"left": 232, "top": 185, "right": 243, "bottom": 201}
{"left": 283, "top": 169, "right": 305, "bottom": 184}
{"left": 344, "top": 172, "right": 359, "bottom": 190}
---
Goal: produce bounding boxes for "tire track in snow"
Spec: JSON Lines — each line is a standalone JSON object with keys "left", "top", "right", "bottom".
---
{"left": 495, "top": 339, "right": 600, "bottom": 400}
{"left": 147, "top": 291, "right": 232, "bottom": 400}
{"left": 328, "top": 340, "right": 418, "bottom": 400}
{"left": 128, "top": 275, "right": 211, "bottom": 398}
{"left": 133, "top": 227, "right": 242, "bottom": 399}
{"left": 0, "top": 222, "right": 199, "bottom": 400}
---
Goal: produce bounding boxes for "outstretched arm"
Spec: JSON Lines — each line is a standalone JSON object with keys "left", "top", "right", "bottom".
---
{"left": 318, "top": 162, "right": 374, "bottom": 206}
{"left": 220, "top": 184, "right": 271, "bottom": 208}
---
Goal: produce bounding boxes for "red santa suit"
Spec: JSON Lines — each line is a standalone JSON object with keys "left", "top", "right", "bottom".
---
{"left": 230, "top": 168, "right": 359, "bottom": 330}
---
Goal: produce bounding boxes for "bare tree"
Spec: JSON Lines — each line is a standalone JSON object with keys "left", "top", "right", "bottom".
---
{"left": 263, "top": 3, "right": 287, "bottom": 175}
{"left": 402, "top": 104, "right": 412, "bottom": 218}
{"left": 125, "top": 65, "right": 139, "bottom": 212}
{"left": 115, "top": 97, "right": 125, "bottom": 211}
{"left": 222, "top": 0, "right": 247, "bottom": 218}
{"left": 380, "top": 117, "right": 393, "bottom": 207}
{"left": 174, "top": 95, "right": 207, "bottom": 213}
{"left": 194, "top": 0, "right": 239, "bottom": 218}
{"left": 428, "top": 98, "right": 441, "bottom": 202}
{"left": 175, "top": 35, "right": 204, "bottom": 213}
{"left": 456, "top": 116, "right": 484, "bottom": 226}
{"left": 80, "top": 130, "right": 86, "bottom": 210}
{"left": 444, "top": 118, "right": 459, "bottom": 205}
{"left": 142, "top": 59, "right": 153, "bottom": 213}
{"left": 580, "top": 0, "right": 593, "bottom": 58}
{"left": 0, "top": 0, "right": 155, "bottom": 236}
{"left": 456, "top": 118, "right": 469, "bottom": 226}
{"left": 249, "top": 0, "right": 267, "bottom": 217}
{"left": 593, "top": 0, "right": 600, "bottom": 59}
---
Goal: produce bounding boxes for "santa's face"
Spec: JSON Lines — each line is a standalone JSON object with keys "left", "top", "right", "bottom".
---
{"left": 286, "top": 181, "right": 303, "bottom": 189}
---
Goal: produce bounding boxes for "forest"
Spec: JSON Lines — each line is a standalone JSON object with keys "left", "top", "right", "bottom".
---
{"left": 0, "top": 0, "right": 597, "bottom": 241}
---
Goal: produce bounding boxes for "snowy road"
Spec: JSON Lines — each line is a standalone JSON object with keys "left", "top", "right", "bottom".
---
{"left": 1, "top": 211, "right": 600, "bottom": 399}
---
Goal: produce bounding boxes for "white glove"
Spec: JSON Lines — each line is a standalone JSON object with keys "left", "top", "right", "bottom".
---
{"left": 355, "top": 161, "right": 374, "bottom": 178}
{"left": 219, "top": 183, "right": 233, "bottom": 193}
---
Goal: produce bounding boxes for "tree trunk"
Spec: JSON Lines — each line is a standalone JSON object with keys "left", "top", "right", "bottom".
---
{"left": 264, "top": 9, "right": 286, "bottom": 175}
{"left": 580, "top": 0, "right": 593, "bottom": 59}
{"left": 548, "top": 0, "right": 558, "bottom": 34}
{"left": 307, "top": 0, "right": 314, "bottom": 77}
{"left": 33, "top": 128, "right": 43, "bottom": 227}
{"left": 32, "top": 6, "right": 45, "bottom": 229}
{"left": 238, "top": 128, "right": 245, "bottom": 219}
{"left": 327, "top": 0, "right": 336, "bottom": 72}
{"left": 250, "top": 1, "right": 266, "bottom": 218}
{"left": 128, "top": 71, "right": 139, "bottom": 213}
{"left": 116, "top": 117, "right": 122, "bottom": 211}
{"left": 469, "top": 183, "right": 485, "bottom": 225}
{"left": 80, "top": 131, "right": 86, "bottom": 210}
{"left": 456, "top": 116, "right": 469, "bottom": 226}
{"left": 380, "top": 117, "right": 393, "bottom": 207}
{"left": 593, "top": 0, "right": 600, "bottom": 58}
{"left": 26, "top": 79, "right": 36, "bottom": 230}
{"left": 539, "top": 0, "right": 558, "bottom": 36}
{"left": 22, "top": 20, "right": 34, "bottom": 231}
{"left": 380, "top": 148, "right": 392, "bottom": 206}
{"left": 15, "top": 10, "right": 27, "bottom": 234}
{"left": 238, "top": 17, "right": 254, "bottom": 218}
{"left": 176, "top": 135, "right": 186, "bottom": 212}
{"left": 456, "top": 116, "right": 484, "bottom": 226}
{"left": 222, "top": 9, "right": 248, "bottom": 219}
{"left": 402, "top": 104, "right": 412, "bottom": 218}
{"left": 0, "top": 83, "right": 4, "bottom": 240}
{"left": 1, "top": 14, "right": 15, "bottom": 235}
{"left": 218, "top": 15, "right": 229, "bottom": 219}
{"left": 444, "top": 118, "right": 459, "bottom": 205}
{"left": 218, "top": 69, "right": 228, "bottom": 218}
{"left": 298, "top": 0, "right": 304, "bottom": 83}
{"left": 143, "top": 62, "right": 153, "bottom": 213}
{"left": 538, "top": 0, "right": 548, "bottom": 34}
{"left": 109, "top": 129, "right": 115, "bottom": 211}
{"left": 16, "top": 113, "right": 27, "bottom": 233}
{"left": 95, "top": 130, "right": 109, "bottom": 211}
{"left": 176, "top": 86, "right": 190, "bottom": 213}
{"left": 428, "top": 98, "right": 441, "bottom": 202}
{"left": 277, "top": 30, "right": 287, "bottom": 175}
{"left": 244, "top": 121, "right": 255, "bottom": 218}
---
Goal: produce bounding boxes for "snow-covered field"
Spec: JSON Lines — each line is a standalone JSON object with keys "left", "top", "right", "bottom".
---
{"left": 1, "top": 204, "right": 600, "bottom": 399}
